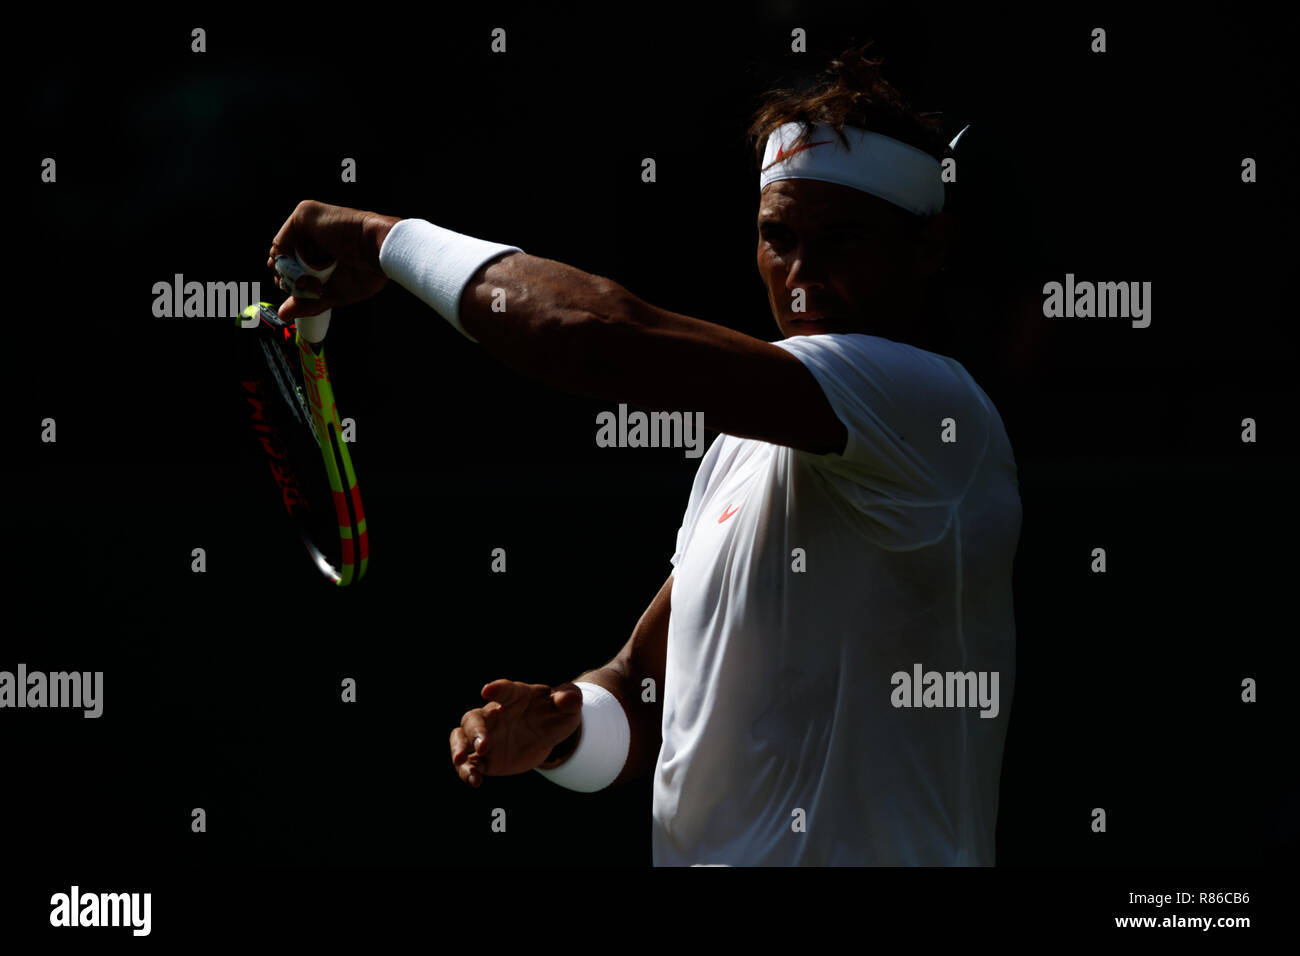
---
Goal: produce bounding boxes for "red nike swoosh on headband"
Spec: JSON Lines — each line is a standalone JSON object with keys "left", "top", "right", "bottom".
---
{"left": 775, "top": 140, "right": 832, "bottom": 163}
{"left": 718, "top": 504, "right": 739, "bottom": 523}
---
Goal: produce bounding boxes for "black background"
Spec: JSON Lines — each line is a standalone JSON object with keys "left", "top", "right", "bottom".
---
{"left": 9, "top": 2, "right": 1295, "bottom": 939}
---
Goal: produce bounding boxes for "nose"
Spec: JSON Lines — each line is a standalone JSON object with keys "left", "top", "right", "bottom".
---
{"left": 784, "top": 243, "right": 828, "bottom": 294}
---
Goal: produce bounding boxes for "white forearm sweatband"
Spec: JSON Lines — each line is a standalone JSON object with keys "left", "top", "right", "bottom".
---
{"left": 533, "top": 682, "right": 630, "bottom": 793}
{"left": 377, "top": 218, "right": 523, "bottom": 343}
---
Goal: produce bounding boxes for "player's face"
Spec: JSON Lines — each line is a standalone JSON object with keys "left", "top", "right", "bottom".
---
{"left": 757, "top": 178, "right": 934, "bottom": 339}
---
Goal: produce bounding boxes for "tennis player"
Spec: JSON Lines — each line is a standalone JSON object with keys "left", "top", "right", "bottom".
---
{"left": 270, "top": 45, "right": 1022, "bottom": 866}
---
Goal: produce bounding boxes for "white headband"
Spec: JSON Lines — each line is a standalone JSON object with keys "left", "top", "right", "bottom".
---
{"left": 759, "top": 121, "right": 952, "bottom": 216}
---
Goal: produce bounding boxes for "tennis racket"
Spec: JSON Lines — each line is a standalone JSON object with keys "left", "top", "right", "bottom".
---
{"left": 236, "top": 252, "right": 369, "bottom": 586}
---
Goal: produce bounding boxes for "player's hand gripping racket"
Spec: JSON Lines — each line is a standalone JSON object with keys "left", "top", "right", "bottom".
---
{"left": 236, "top": 250, "right": 369, "bottom": 585}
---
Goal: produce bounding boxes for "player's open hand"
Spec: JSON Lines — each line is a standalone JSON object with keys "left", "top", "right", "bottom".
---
{"left": 267, "top": 199, "right": 401, "bottom": 322}
{"left": 450, "top": 680, "right": 584, "bottom": 787}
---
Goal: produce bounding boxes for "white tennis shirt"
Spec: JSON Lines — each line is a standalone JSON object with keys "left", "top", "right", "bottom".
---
{"left": 651, "top": 332, "right": 1021, "bottom": 866}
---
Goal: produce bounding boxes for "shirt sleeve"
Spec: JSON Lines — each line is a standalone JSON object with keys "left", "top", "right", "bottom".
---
{"left": 770, "top": 333, "right": 991, "bottom": 505}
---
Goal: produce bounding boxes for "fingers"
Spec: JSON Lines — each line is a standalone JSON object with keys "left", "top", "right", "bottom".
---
{"left": 461, "top": 705, "right": 491, "bottom": 753}
{"left": 275, "top": 294, "right": 336, "bottom": 324}
{"left": 550, "top": 683, "right": 584, "bottom": 712}
{"left": 456, "top": 703, "right": 498, "bottom": 787}
{"left": 474, "top": 702, "right": 504, "bottom": 759}
{"left": 269, "top": 199, "right": 365, "bottom": 276}
{"left": 480, "top": 678, "right": 525, "bottom": 704}
{"left": 267, "top": 201, "right": 328, "bottom": 306}
{"left": 452, "top": 681, "right": 561, "bottom": 789}
{"left": 270, "top": 245, "right": 331, "bottom": 304}
{"left": 274, "top": 268, "right": 327, "bottom": 299}
{"left": 268, "top": 199, "right": 322, "bottom": 265}
{"left": 449, "top": 725, "right": 485, "bottom": 787}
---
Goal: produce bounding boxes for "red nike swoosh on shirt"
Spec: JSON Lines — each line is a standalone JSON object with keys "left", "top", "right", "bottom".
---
{"left": 718, "top": 504, "right": 739, "bottom": 523}
{"left": 775, "top": 139, "right": 832, "bottom": 163}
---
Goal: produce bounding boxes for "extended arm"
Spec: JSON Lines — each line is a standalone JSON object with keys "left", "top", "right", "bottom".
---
{"left": 456, "top": 251, "right": 847, "bottom": 456}
{"left": 275, "top": 204, "right": 846, "bottom": 455}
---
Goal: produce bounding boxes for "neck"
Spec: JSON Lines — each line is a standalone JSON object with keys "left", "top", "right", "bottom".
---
{"left": 859, "top": 285, "right": 951, "bottom": 355}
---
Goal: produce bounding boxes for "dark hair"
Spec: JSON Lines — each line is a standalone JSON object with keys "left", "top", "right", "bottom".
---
{"left": 748, "top": 42, "right": 947, "bottom": 177}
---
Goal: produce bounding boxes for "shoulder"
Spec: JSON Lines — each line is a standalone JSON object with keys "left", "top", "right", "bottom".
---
{"left": 772, "top": 332, "right": 977, "bottom": 400}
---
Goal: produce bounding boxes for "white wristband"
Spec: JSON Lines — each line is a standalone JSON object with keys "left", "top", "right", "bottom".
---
{"left": 533, "top": 682, "right": 630, "bottom": 793}
{"left": 377, "top": 218, "right": 522, "bottom": 343}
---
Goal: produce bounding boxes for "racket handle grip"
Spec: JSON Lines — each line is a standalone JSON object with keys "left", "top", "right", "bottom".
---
{"left": 276, "top": 248, "right": 336, "bottom": 345}
{"left": 297, "top": 308, "right": 331, "bottom": 346}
